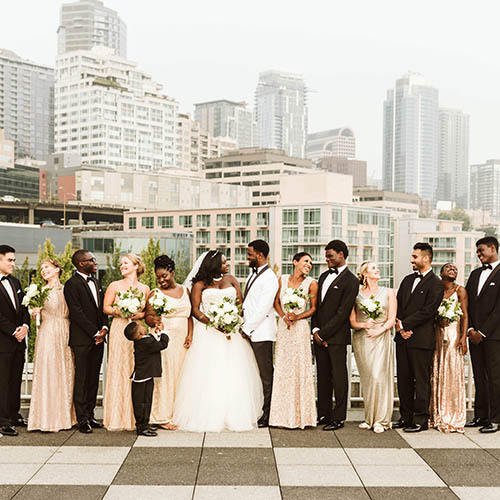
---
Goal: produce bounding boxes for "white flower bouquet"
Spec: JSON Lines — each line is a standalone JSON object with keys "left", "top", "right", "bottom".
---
{"left": 281, "top": 287, "right": 310, "bottom": 312}
{"left": 358, "top": 295, "right": 383, "bottom": 320}
{"left": 113, "top": 286, "right": 144, "bottom": 318}
{"left": 437, "top": 297, "right": 463, "bottom": 324}
{"left": 22, "top": 282, "right": 51, "bottom": 326}
{"left": 148, "top": 288, "right": 176, "bottom": 317}
{"left": 205, "top": 296, "right": 243, "bottom": 340}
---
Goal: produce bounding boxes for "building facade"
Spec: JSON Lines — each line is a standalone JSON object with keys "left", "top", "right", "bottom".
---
{"left": 353, "top": 187, "right": 420, "bottom": 217}
{"left": 0, "top": 160, "right": 46, "bottom": 201}
{"left": 317, "top": 157, "right": 367, "bottom": 187}
{"left": 438, "top": 108, "right": 470, "bottom": 208}
{"left": 54, "top": 46, "right": 178, "bottom": 171}
{"left": 0, "top": 49, "right": 54, "bottom": 160}
{"left": 255, "top": 70, "right": 308, "bottom": 159}
{"left": 383, "top": 72, "right": 439, "bottom": 202}
{"left": 307, "top": 128, "right": 356, "bottom": 162}
{"left": 203, "top": 148, "right": 315, "bottom": 206}
{"left": 194, "top": 100, "right": 256, "bottom": 149}
{"left": 470, "top": 160, "right": 500, "bottom": 218}
{"left": 0, "top": 129, "right": 14, "bottom": 169}
{"left": 57, "top": 0, "right": 127, "bottom": 58}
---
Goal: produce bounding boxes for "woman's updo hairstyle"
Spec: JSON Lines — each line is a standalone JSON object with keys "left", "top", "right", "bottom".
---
{"left": 154, "top": 255, "right": 175, "bottom": 272}
{"left": 192, "top": 250, "right": 223, "bottom": 286}
{"left": 292, "top": 251, "right": 311, "bottom": 263}
{"left": 357, "top": 260, "right": 373, "bottom": 286}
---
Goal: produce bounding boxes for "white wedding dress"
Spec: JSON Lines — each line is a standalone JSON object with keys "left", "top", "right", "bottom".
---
{"left": 173, "top": 287, "right": 264, "bottom": 432}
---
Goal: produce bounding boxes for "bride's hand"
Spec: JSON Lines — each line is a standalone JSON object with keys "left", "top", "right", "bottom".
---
{"left": 287, "top": 312, "right": 298, "bottom": 322}
{"left": 183, "top": 333, "right": 192, "bottom": 349}
{"left": 283, "top": 317, "right": 293, "bottom": 329}
{"left": 30, "top": 307, "right": 41, "bottom": 319}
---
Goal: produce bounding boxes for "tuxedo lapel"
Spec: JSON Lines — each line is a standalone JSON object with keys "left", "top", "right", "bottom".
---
{"left": 411, "top": 271, "right": 433, "bottom": 296}
{"left": 478, "top": 264, "right": 500, "bottom": 299}
{"left": 322, "top": 268, "right": 348, "bottom": 303}
{"left": 77, "top": 274, "right": 98, "bottom": 309}
{"left": 0, "top": 278, "right": 17, "bottom": 314}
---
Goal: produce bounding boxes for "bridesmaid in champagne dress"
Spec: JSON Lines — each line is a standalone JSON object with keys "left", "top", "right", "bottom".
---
{"left": 145, "top": 255, "right": 192, "bottom": 430}
{"left": 102, "top": 254, "right": 149, "bottom": 431}
{"left": 430, "top": 263, "right": 468, "bottom": 433}
{"left": 350, "top": 261, "right": 397, "bottom": 433}
{"left": 269, "top": 252, "right": 318, "bottom": 429}
{"left": 28, "top": 258, "right": 76, "bottom": 432}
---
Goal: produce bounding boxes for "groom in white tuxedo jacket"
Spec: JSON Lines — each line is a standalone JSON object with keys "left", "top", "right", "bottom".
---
{"left": 241, "top": 240, "right": 279, "bottom": 428}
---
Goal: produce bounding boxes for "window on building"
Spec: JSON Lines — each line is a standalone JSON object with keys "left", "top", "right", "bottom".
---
{"left": 257, "top": 229, "right": 269, "bottom": 240}
{"left": 158, "top": 216, "right": 173, "bottom": 229}
{"left": 196, "top": 231, "right": 210, "bottom": 245}
{"left": 179, "top": 215, "right": 192, "bottom": 228}
{"left": 235, "top": 230, "right": 251, "bottom": 244}
{"left": 142, "top": 216, "right": 154, "bottom": 229}
{"left": 257, "top": 212, "right": 269, "bottom": 226}
{"left": 196, "top": 214, "right": 211, "bottom": 227}
{"left": 304, "top": 208, "right": 321, "bottom": 225}
{"left": 283, "top": 209, "right": 298, "bottom": 225}
{"left": 235, "top": 213, "right": 250, "bottom": 226}
{"left": 216, "top": 230, "right": 231, "bottom": 244}
{"left": 216, "top": 214, "right": 231, "bottom": 227}
{"left": 282, "top": 228, "right": 298, "bottom": 243}
{"left": 128, "top": 217, "right": 137, "bottom": 230}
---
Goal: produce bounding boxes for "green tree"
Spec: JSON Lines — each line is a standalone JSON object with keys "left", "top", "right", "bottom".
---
{"left": 13, "top": 256, "right": 31, "bottom": 290}
{"left": 140, "top": 237, "right": 161, "bottom": 289}
{"left": 437, "top": 207, "right": 472, "bottom": 231}
{"left": 102, "top": 243, "right": 122, "bottom": 289}
{"left": 172, "top": 249, "right": 191, "bottom": 284}
{"left": 58, "top": 241, "right": 74, "bottom": 285}
{"left": 483, "top": 226, "right": 498, "bottom": 239}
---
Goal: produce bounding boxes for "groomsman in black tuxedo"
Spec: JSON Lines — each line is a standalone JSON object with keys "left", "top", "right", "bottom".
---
{"left": 64, "top": 249, "right": 108, "bottom": 433}
{"left": 465, "top": 236, "right": 500, "bottom": 433}
{"left": 0, "top": 245, "right": 30, "bottom": 436}
{"left": 312, "top": 240, "right": 359, "bottom": 431}
{"left": 394, "top": 242, "right": 444, "bottom": 433}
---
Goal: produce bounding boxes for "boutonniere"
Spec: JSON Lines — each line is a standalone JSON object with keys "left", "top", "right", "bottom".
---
{"left": 489, "top": 282, "right": 495, "bottom": 286}
{"left": 333, "top": 285, "right": 339, "bottom": 289}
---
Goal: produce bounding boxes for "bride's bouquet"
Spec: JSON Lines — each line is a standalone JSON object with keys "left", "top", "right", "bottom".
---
{"left": 112, "top": 286, "right": 144, "bottom": 318}
{"left": 148, "top": 288, "right": 176, "bottom": 317}
{"left": 358, "top": 295, "right": 383, "bottom": 320}
{"left": 437, "top": 298, "right": 463, "bottom": 324}
{"left": 281, "top": 287, "right": 310, "bottom": 312}
{"left": 22, "top": 282, "right": 51, "bottom": 326}
{"left": 205, "top": 296, "right": 243, "bottom": 340}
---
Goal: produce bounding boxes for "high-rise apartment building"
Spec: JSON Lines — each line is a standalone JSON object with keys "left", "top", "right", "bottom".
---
{"left": 0, "top": 49, "right": 54, "bottom": 160}
{"left": 383, "top": 72, "right": 439, "bottom": 202}
{"left": 194, "top": 100, "right": 256, "bottom": 149}
{"left": 437, "top": 108, "right": 470, "bottom": 208}
{"left": 57, "top": 0, "right": 127, "bottom": 58}
{"left": 0, "top": 129, "right": 14, "bottom": 168}
{"left": 470, "top": 160, "right": 500, "bottom": 218}
{"left": 54, "top": 46, "right": 178, "bottom": 171}
{"left": 307, "top": 128, "right": 356, "bottom": 162}
{"left": 255, "top": 70, "right": 308, "bottom": 158}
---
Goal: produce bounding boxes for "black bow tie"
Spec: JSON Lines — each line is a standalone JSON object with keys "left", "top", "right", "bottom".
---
{"left": 329, "top": 268, "right": 339, "bottom": 275}
{"left": 86, "top": 276, "right": 94, "bottom": 283}
{"left": 414, "top": 272, "right": 424, "bottom": 280}
{"left": 251, "top": 267, "right": 258, "bottom": 275}
{"left": 482, "top": 264, "right": 493, "bottom": 271}
{"left": 0, "top": 276, "right": 8, "bottom": 281}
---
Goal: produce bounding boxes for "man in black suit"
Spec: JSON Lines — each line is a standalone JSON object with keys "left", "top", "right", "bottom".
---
{"left": 124, "top": 321, "right": 169, "bottom": 436}
{"left": 465, "top": 236, "right": 500, "bottom": 433}
{"left": 0, "top": 245, "right": 30, "bottom": 436}
{"left": 64, "top": 249, "right": 108, "bottom": 433}
{"left": 394, "top": 242, "right": 444, "bottom": 433}
{"left": 312, "top": 240, "right": 359, "bottom": 431}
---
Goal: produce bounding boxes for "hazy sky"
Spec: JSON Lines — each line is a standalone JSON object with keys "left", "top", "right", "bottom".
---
{"left": 4, "top": 0, "right": 500, "bottom": 177}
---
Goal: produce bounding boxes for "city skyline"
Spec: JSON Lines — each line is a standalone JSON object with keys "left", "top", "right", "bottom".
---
{"left": 3, "top": 0, "right": 500, "bottom": 178}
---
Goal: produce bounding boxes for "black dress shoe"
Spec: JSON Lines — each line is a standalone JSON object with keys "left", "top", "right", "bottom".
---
{"left": 323, "top": 420, "right": 344, "bottom": 431}
{"left": 78, "top": 421, "right": 92, "bottom": 434}
{"left": 403, "top": 423, "right": 428, "bottom": 433}
{"left": 0, "top": 425, "right": 18, "bottom": 436}
{"left": 479, "top": 423, "right": 499, "bottom": 433}
{"left": 89, "top": 418, "right": 103, "bottom": 429}
{"left": 12, "top": 418, "right": 27, "bottom": 427}
{"left": 257, "top": 418, "right": 269, "bottom": 428}
{"left": 149, "top": 425, "right": 158, "bottom": 432}
{"left": 392, "top": 420, "right": 409, "bottom": 429}
{"left": 465, "top": 417, "right": 489, "bottom": 428}
{"left": 137, "top": 428, "right": 158, "bottom": 437}
{"left": 317, "top": 416, "right": 330, "bottom": 426}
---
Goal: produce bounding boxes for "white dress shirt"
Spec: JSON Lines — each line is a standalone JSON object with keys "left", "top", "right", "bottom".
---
{"left": 77, "top": 271, "right": 98, "bottom": 306}
{"left": 410, "top": 267, "right": 432, "bottom": 293}
{"left": 477, "top": 259, "right": 500, "bottom": 295}
{"left": 0, "top": 274, "right": 17, "bottom": 309}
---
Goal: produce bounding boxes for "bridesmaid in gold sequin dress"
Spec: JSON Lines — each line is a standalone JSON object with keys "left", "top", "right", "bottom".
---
{"left": 102, "top": 254, "right": 150, "bottom": 431}
{"left": 145, "top": 255, "right": 193, "bottom": 430}
{"left": 269, "top": 252, "right": 318, "bottom": 429}
{"left": 430, "top": 263, "right": 468, "bottom": 433}
{"left": 28, "top": 258, "right": 76, "bottom": 432}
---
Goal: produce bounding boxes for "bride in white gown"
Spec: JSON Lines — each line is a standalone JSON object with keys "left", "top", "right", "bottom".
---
{"left": 173, "top": 250, "right": 263, "bottom": 432}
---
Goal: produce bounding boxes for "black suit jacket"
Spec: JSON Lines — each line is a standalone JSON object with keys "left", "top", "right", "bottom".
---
{"left": 132, "top": 333, "right": 169, "bottom": 380}
{"left": 311, "top": 268, "right": 359, "bottom": 345}
{"left": 0, "top": 275, "right": 29, "bottom": 353}
{"left": 396, "top": 271, "right": 444, "bottom": 350}
{"left": 64, "top": 273, "right": 108, "bottom": 347}
{"left": 466, "top": 264, "right": 500, "bottom": 341}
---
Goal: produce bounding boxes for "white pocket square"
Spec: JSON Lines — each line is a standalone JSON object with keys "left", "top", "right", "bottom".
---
{"left": 490, "top": 282, "right": 496, "bottom": 286}
{"left": 16, "top": 290, "right": 21, "bottom": 294}
{"left": 333, "top": 285, "right": 339, "bottom": 289}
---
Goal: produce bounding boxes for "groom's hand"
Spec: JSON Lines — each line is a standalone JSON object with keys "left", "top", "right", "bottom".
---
{"left": 313, "top": 332, "right": 323, "bottom": 346}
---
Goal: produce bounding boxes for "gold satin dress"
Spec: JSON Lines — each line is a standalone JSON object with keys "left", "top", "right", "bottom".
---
{"left": 352, "top": 287, "right": 394, "bottom": 430}
{"left": 429, "top": 291, "right": 466, "bottom": 433}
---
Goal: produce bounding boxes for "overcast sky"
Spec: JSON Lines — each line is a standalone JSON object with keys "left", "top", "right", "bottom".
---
{"left": 4, "top": 0, "right": 500, "bottom": 177}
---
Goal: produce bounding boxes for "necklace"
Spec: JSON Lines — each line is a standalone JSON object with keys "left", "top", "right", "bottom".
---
{"left": 213, "top": 276, "right": 223, "bottom": 282}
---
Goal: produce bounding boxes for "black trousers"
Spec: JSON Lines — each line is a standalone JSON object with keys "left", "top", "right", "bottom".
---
{"left": 0, "top": 348, "right": 25, "bottom": 426}
{"left": 395, "top": 343, "right": 434, "bottom": 426}
{"left": 71, "top": 343, "right": 104, "bottom": 423}
{"left": 314, "top": 342, "right": 348, "bottom": 422}
{"left": 132, "top": 379, "right": 154, "bottom": 430}
{"left": 251, "top": 341, "right": 274, "bottom": 418}
{"left": 470, "top": 340, "right": 500, "bottom": 423}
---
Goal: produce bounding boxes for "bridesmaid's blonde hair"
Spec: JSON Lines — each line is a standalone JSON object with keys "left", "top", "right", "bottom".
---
{"left": 122, "top": 253, "right": 145, "bottom": 277}
{"left": 41, "top": 257, "right": 62, "bottom": 278}
{"left": 357, "top": 260, "right": 374, "bottom": 287}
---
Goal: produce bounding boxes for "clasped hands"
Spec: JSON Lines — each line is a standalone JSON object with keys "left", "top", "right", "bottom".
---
{"left": 364, "top": 318, "right": 385, "bottom": 338}
{"left": 94, "top": 327, "right": 107, "bottom": 345}
{"left": 468, "top": 329, "right": 483, "bottom": 345}
{"left": 283, "top": 312, "right": 298, "bottom": 329}
{"left": 396, "top": 319, "right": 413, "bottom": 340}
{"left": 13, "top": 325, "right": 28, "bottom": 342}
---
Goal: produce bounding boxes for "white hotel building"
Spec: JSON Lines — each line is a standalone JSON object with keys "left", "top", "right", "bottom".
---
{"left": 54, "top": 46, "right": 178, "bottom": 171}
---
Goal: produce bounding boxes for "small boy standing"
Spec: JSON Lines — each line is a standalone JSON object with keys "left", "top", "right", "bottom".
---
{"left": 124, "top": 321, "right": 169, "bottom": 436}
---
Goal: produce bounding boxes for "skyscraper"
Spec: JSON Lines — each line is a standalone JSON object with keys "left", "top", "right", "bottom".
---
{"left": 438, "top": 108, "right": 470, "bottom": 208}
{"left": 0, "top": 49, "right": 54, "bottom": 160}
{"left": 307, "top": 127, "right": 356, "bottom": 162}
{"left": 255, "top": 70, "right": 308, "bottom": 158}
{"left": 383, "top": 72, "right": 439, "bottom": 201}
{"left": 194, "top": 100, "right": 256, "bottom": 148}
{"left": 58, "top": 0, "right": 127, "bottom": 57}
{"left": 470, "top": 160, "right": 500, "bottom": 218}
